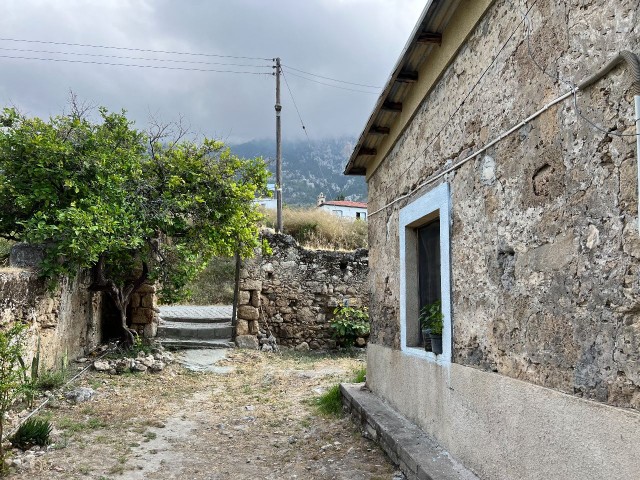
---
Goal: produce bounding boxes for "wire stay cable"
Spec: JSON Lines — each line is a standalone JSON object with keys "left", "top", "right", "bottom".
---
{"left": 281, "top": 68, "right": 310, "bottom": 140}
{"left": 282, "top": 63, "right": 382, "bottom": 89}
{"left": 0, "top": 37, "right": 272, "bottom": 61}
{"left": 0, "top": 54, "right": 274, "bottom": 75}
{"left": 0, "top": 46, "right": 272, "bottom": 69}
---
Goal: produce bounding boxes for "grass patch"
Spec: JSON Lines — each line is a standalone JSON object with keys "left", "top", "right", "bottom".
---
{"left": 315, "top": 385, "right": 343, "bottom": 416}
{"left": 353, "top": 367, "right": 366, "bottom": 383}
{"left": 262, "top": 207, "right": 367, "bottom": 251}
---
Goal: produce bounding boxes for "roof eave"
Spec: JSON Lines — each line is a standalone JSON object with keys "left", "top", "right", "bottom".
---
{"left": 343, "top": 0, "right": 454, "bottom": 176}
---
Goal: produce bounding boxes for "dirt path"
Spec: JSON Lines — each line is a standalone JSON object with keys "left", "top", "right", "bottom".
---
{"left": 8, "top": 349, "right": 399, "bottom": 480}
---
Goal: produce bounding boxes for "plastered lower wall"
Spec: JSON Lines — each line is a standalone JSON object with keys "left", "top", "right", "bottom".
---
{"left": 367, "top": 343, "right": 640, "bottom": 480}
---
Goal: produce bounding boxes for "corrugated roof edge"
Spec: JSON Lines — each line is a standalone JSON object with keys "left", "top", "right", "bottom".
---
{"left": 343, "top": 0, "right": 450, "bottom": 176}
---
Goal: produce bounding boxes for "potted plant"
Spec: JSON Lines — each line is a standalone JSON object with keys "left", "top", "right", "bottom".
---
{"left": 419, "top": 305, "right": 432, "bottom": 351}
{"left": 421, "top": 300, "right": 443, "bottom": 355}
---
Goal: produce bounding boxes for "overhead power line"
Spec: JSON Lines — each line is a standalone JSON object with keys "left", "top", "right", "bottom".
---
{"left": 0, "top": 54, "right": 273, "bottom": 75}
{"left": 282, "top": 63, "right": 382, "bottom": 89}
{"left": 0, "top": 37, "right": 272, "bottom": 61}
{"left": 0, "top": 46, "right": 273, "bottom": 69}
{"left": 283, "top": 69, "right": 380, "bottom": 94}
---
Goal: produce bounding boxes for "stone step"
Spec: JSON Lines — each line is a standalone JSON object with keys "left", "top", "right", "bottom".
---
{"left": 158, "top": 339, "right": 235, "bottom": 350}
{"left": 341, "top": 383, "right": 479, "bottom": 480}
{"left": 157, "top": 320, "right": 233, "bottom": 340}
{"left": 158, "top": 316, "right": 231, "bottom": 324}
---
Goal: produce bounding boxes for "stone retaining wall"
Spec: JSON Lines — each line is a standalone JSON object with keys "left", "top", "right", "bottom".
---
{"left": 0, "top": 268, "right": 102, "bottom": 371}
{"left": 237, "top": 233, "right": 369, "bottom": 350}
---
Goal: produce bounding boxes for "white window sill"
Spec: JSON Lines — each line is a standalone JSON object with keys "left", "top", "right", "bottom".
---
{"left": 402, "top": 346, "right": 451, "bottom": 366}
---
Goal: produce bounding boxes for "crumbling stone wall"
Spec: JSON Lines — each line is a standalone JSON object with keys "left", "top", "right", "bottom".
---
{"left": 0, "top": 268, "right": 102, "bottom": 371}
{"left": 237, "top": 233, "right": 369, "bottom": 350}
{"left": 367, "top": 0, "right": 640, "bottom": 409}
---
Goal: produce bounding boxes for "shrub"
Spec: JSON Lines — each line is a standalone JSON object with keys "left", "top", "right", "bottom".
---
{"left": 330, "top": 305, "right": 370, "bottom": 347}
{"left": 262, "top": 207, "right": 367, "bottom": 251}
{"left": 9, "top": 417, "right": 52, "bottom": 450}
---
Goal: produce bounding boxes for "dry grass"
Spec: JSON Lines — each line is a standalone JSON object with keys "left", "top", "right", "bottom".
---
{"left": 262, "top": 207, "right": 368, "bottom": 251}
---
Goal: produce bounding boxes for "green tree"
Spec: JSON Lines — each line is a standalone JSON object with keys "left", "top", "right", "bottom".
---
{"left": 0, "top": 106, "right": 268, "bottom": 345}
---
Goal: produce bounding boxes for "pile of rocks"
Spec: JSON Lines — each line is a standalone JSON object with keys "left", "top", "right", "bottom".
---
{"left": 92, "top": 349, "right": 174, "bottom": 375}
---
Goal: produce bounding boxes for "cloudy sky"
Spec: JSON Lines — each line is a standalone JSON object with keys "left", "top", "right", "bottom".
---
{"left": 0, "top": 0, "right": 424, "bottom": 143}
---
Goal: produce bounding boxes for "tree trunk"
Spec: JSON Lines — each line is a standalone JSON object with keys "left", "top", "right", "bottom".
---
{"left": 116, "top": 300, "right": 135, "bottom": 347}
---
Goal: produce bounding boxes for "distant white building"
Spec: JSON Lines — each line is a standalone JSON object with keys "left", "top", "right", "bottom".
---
{"left": 255, "top": 183, "right": 277, "bottom": 210}
{"left": 316, "top": 193, "right": 367, "bottom": 221}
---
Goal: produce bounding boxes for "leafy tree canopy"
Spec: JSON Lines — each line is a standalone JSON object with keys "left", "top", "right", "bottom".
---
{"left": 0, "top": 105, "right": 269, "bottom": 344}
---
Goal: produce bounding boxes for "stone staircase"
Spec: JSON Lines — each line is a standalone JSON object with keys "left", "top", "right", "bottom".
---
{"left": 157, "top": 305, "right": 235, "bottom": 349}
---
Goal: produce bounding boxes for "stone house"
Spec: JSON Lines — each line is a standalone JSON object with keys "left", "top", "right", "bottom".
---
{"left": 344, "top": 1, "right": 640, "bottom": 478}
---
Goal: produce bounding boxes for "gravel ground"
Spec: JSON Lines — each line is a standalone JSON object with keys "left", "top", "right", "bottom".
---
{"left": 6, "top": 349, "right": 399, "bottom": 480}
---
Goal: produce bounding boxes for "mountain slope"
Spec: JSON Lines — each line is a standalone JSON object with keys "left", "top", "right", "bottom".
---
{"left": 231, "top": 137, "right": 367, "bottom": 206}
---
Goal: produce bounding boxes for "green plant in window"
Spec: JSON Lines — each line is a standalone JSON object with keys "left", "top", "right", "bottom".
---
{"left": 330, "top": 305, "right": 370, "bottom": 347}
{"left": 419, "top": 300, "right": 443, "bottom": 334}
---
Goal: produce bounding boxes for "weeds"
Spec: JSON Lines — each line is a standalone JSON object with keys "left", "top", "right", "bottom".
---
{"left": 36, "top": 369, "right": 66, "bottom": 391}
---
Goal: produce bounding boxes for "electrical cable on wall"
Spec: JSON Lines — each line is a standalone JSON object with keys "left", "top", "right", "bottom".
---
{"left": 370, "top": 0, "right": 639, "bottom": 218}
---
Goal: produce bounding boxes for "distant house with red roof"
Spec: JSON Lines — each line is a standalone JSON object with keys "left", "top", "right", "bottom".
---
{"left": 316, "top": 193, "right": 367, "bottom": 221}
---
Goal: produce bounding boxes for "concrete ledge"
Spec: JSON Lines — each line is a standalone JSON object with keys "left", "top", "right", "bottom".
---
{"left": 341, "top": 383, "right": 479, "bottom": 480}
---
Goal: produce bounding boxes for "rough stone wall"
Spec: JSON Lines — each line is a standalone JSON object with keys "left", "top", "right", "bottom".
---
{"left": 237, "top": 233, "right": 369, "bottom": 349}
{"left": 130, "top": 284, "right": 159, "bottom": 338}
{"left": 367, "top": 0, "right": 640, "bottom": 409}
{"left": 0, "top": 268, "right": 102, "bottom": 371}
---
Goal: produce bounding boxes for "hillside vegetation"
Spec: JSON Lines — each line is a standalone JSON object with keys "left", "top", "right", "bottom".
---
{"left": 232, "top": 137, "right": 366, "bottom": 206}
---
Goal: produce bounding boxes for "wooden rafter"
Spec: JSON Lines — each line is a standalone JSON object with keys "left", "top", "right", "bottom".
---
{"left": 417, "top": 31, "right": 442, "bottom": 45}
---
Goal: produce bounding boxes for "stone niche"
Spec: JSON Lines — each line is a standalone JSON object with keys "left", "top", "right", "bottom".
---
{"left": 237, "top": 232, "right": 369, "bottom": 350}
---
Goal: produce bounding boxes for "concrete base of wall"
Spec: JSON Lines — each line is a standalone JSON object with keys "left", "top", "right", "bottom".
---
{"left": 341, "top": 382, "right": 479, "bottom": 480}
{"left": 367, "top": 343, "right": 640, "bottom": 480}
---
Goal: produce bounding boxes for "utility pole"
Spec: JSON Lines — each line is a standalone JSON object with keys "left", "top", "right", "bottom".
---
{"left": 274, "top": 57, "right": 283, "bottom": 233}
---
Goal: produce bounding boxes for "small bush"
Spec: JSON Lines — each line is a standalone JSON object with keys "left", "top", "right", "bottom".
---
{"left": 10, "top": 417, "right": 52, "bottom": 450}
{"left": 262, "top": 207, "right": 367, "bottom": 251}
{"left": 330, "top": 305, "right": 370, "bottom": 347}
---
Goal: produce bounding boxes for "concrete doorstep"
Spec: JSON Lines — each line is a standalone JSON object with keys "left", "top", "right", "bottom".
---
{"left": 341, "top": 383, "right": 480, "bottom": 480}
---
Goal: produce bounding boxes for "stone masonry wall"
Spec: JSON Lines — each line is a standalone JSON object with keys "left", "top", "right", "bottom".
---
{"left": 0, "top": 268, "right": 103, "bottom": 371}
{"left": 367, "top": 0, "right": 640, "bottom": 409}
{"left": 237, "top": 233, "right": 369, "bottom": 350}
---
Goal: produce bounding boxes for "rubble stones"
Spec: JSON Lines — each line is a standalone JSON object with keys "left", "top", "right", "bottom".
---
{"left": 65, "top": 387, "right": 95, "bottom": 403}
